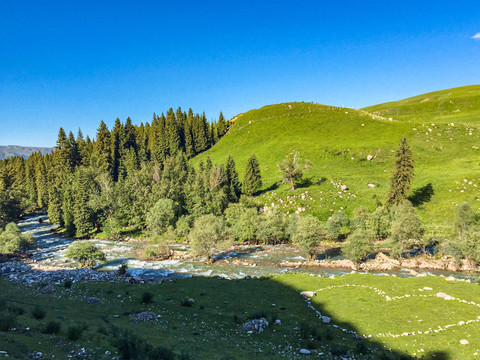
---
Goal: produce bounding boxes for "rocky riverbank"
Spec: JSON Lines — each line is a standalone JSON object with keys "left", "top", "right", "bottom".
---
{"left": 280, "top": 252, "right": 480, "bottom": 273}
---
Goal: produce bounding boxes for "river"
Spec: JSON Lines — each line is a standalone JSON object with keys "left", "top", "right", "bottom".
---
{"left": 18, "top": 213, "right": 480, "bottom": 283}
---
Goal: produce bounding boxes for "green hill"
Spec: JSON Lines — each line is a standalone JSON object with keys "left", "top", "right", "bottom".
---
{"left": 362, "top": 85, "right": 480, "bottom": 123}
{"left": 194, "top": 87, "right": 480, "bottom": 235}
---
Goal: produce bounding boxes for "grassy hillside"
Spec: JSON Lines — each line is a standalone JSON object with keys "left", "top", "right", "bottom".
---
{"left": 194, "top": 92, "right": 480, "bottom": 235}
{"left": 362, "top": 85, "right": 480, "bottom": 124}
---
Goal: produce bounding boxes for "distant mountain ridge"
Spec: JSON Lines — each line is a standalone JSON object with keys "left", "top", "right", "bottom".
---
{"left": 0, "top": 145, "right": 53, "bottom": 159}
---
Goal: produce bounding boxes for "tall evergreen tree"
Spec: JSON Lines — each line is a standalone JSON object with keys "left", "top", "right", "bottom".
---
{"left": 242, "top": 154, "right": 262, "bottom": 196}
{"left": 94, "top": 121, "right": 112, "bottom": 175}
{"left": 73, "top": 169, "right": 93, "bottom": 238}
{"left": 225, "top": 155, "right": 241, "bottom": 202}
{"left": 387, "top": 138, "right": 414, "bottom": 206}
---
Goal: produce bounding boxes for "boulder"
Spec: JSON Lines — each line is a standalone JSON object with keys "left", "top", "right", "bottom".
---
{"left": 436, "top": 292, "right": 453, "bottom": 300}
{"left": 367, "top": 183, "right": 376, "bottom": 188}
{"left": 460, "top": 339, "right": 469, "bottom": 345}
{"left": 133, "top": 312, "right": 156, "bottom": 322}
{"left": 299, "top": 349, "right": 311, "bottom": 354}
{"left": 367, "top": 155, "right": 373, "bottom": 161}
{"left": 300, "top": 291, "right": 316, "bottom": 298}
{"left": 321, "top": 316, "right": 331, "bottom": 324}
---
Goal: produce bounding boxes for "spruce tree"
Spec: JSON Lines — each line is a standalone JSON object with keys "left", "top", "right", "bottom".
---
{"left": 225, "top": 155, "right": 241, "bottom": 202}
{"left": 242, "top": 154, "right": 262, "bottom": 196}
{"left": 94, "top": 121, "right": 112, "bottom": 175}
{"left": 387, "top": 138, "right": 414, "bottom": 206}
{"left": 73, "top": 169, "right": 93, "bottom": 238}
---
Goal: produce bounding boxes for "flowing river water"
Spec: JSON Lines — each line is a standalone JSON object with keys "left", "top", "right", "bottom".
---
{"left": 18, "top": 213, "right": 480, "bottom": 283}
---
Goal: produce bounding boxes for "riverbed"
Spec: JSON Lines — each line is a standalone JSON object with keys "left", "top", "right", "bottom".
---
{"left": 17, "top": 213, "right": 480, "bottom": 283}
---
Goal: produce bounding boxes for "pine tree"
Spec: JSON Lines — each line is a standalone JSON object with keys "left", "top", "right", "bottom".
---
{"left": 387, "top": 138, "right": 414, "bottom": 206}
{"left": 242, "top": 154, "right": 262, "bottom": 196}
{"left": 73, "top": 169, "right": 93, "bottom": 238}
{"left": 94, "top": 121, "right": 112, "bottom": 175}
{"left": 225, "top": 155, "right": 241, "bottom": 202}
{"left": 184, "top": 109, "right": 195, "bottom": 158}
{"left": 111, "top": 118, "right": 123, "bottom": 182}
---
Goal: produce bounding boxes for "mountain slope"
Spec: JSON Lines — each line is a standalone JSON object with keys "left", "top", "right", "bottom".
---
{"left": 194, "top": 99, "right": 480, "bottom": 234}
{"left": 362, "top": 85, "right": 480, "bottom": 123}
{"left": 0, "top": 145, "right": 53, "bottom": 159}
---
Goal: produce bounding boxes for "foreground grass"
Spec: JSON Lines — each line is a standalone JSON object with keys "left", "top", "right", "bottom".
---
{"left": 0, "top": 273, "right": 479, "bottom": 359}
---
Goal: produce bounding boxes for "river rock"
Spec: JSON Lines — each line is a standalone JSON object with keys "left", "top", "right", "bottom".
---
{"left": 300, "top": 291, "right": 316, "bottom": 298}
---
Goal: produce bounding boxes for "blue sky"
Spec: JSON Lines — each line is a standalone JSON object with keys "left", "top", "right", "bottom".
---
{"left": 1, "top": 1, "right": 479, "bottom": 147}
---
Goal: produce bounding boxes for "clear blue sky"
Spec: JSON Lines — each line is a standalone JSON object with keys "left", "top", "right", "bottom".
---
{"left": 1, "top": 0, "right": 479, "bottom": 147}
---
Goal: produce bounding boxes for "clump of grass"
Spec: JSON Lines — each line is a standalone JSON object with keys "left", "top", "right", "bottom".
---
{"left": 43, "top": 320, "right": 61, "bottom": 335}
{"left": 0, "top": 312, "right": 15, "bottom": 332}
{"left": 8, "top": 305, "right": 24, "bottom": 315}
{"left": 141, "top": 291, "right": 154, "bottom": 304}
{"left": 181, "top": 298, "right": 195, "bottom": 307}
{"left": 63, "top": 279, "right": 73, "bottom": 288}
{"left": 31, "top": 306, "right": 46, "bottom": 320}
{"left": 66, "top": 324, "right": 84, "bottom": 341}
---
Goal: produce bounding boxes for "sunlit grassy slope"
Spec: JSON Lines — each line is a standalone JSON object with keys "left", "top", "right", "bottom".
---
{"left": 362, "top": 85, "right": 480, "bottom": 123}
{"left": 194, "top": 86, "right": 480, "bottom": 235}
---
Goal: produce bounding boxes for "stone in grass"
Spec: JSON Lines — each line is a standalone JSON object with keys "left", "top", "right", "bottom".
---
{"left": 460, "top": 339, "right": 469, "bottom": 345}
{"left": 300, "top": 291, "right": 316, "bottom": 298}
{"left": 243, "top": 318, "right": 269, "bottom": 332}
{"left": 299, "top": 349, "right": 311, "bottom": 354}
{"left": 133, "top": 312, "right": 156, "bottom": 322}
{"left": 322, "top": 316, "right": 331, "bottom": 324}
{"left": 84, "top": 297, "right": 100, "bottom": 304}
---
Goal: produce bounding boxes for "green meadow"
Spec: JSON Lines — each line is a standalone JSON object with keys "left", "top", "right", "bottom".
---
{"left": 194, "top": 85, "right": 480, "bottom": 236}
{"left": 1, "top": 274, "right": 479, "bottom": 359}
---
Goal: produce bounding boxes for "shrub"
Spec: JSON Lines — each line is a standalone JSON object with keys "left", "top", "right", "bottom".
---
{"left": 113, "top": 331, "right": 175, "bottom": 360}
{"left": 350, "top": 207, "right": 370, "bottom": 231}
{"left": 342, "top": 229, "right": 373, "bottom": 263}
{"left": 141, "top": 291, "right": 154, "bottom": 304}
{"left": 292, "top": 216, "right": 325, "bottom": 259}
{"left": 454, "top": 202, "right": 478, "bottom": 238}
{"left": 0, "top": 222, "right": 35, "bottom": 254}
{"left": 31, "top": 306, "right": 46, "bottom": 320}
{"left": 256, "top": 208, "right": 288, "bottom": 245}
{"left": 188, "top": 214, "right": 226, "bottom": 260}
{"left": 65, "top": 241, "right": 106, "bottom": 268}
{"left": 225, "top": 203, "right": 259, "bottom": 243}
{"left": 460, "top": 229, "right": 480, "bottom": 265}
{"left": 140, "top": 244, "right": 172, "bottom": 260}
{"left": 66, "top": 324, "right": 84, "bottom": 341}
{"left": 43, "top": 320, "right": 61, "bottom": 334}
{"left": 175, "top": 215, "right": 193, "bottom": 239}
{"left": 390, "top": 201, "right": 424, "bottom": 249}
{"left": 0, "top": 312, "right": 15, "bottom": 332}
{"left": 62, "top": 279, "right": 73, "bottom": 288}
{"left": 326, "top": 211, "right": 350, "bottom": 241}
{"left": 366, "top": 206, "right": 392, "bottom": 241}
{"left": 146, "top": 199, "right": 178, "bottom": 236}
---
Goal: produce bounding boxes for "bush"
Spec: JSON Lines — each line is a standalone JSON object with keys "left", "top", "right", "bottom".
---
{"left": 65, "top": 241, "right": 106, "bottom": 268}
{"left": 146, "top": 199, "right": 178, "bottom": 236}
{"left": 113, "top": 331, "right": 176, "bottom": 360}
{"left": 366, "top": 206, "right": 392, "bottom": 241}
{"left": 188, "top": 214, "right": 227, "bottom": 260}
{"left": 140, "top": 244, "right": 172, "bottom": 260}
{"left": 390, "top": 201, "right": 424, "bottom": 249}
{"left": 256, "top": 208, "right": 288, "bottom": 245}
{"left": 66, "top": 324, "right": 84, "bottom": 341}
{"left": 225, "top": 203, "right": 259, "bottom": 243}
{"left": 292, "top": 216, "right": 325, "bottom": 259}
{"left": 454, "top": 202, "right": 478, "bottom": 238}
{"left": 342, "top": 229, "right": 373, "bottom": 263}
{"left": 141, "top": 292, "right": 154, "bottom": 304}
{"left": 0, "top": 222, "right": 35, "bottom": 254}
{"left": 43, "top": 320, "right": 61, "bottom": 334}
{"left": 175, "top": 215, "right": 193, "bottom": 239}
{"left": 326, "top": 211, "right": 350, "bottom": 241}
{"left": 350, "top": 207, "right": 370, "bottom": 231}
{"left": 0, "top": 312, "right": 15, "bottom": 332}
{"left": 31, "top": 306, "right": 46, "bottom": 320}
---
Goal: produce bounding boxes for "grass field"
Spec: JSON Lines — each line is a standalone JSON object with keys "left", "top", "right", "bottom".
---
{"left": 193, "top": 85, "right": 480, "bottom": 236}
{"left": 1, "top": 273, "right": 479, "bottom": 359}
